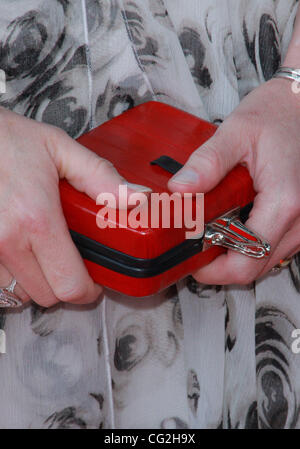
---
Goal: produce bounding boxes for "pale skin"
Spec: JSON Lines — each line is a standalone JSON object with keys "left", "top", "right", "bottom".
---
{"left": 0, "top": 109, "right": 150, "bottom": 307}
{"left": 1, "top": 9, "right": 300, "bottom": 307}
{"left": 168, "top": 5, "right": 300, "bottom": 285}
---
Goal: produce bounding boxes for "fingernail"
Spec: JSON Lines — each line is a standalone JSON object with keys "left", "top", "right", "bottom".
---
{"left": 123, "top": 182, "right": 152, "bottom": 193}
{"left": 170, "top": 168, "right": 199, "bottom": 185}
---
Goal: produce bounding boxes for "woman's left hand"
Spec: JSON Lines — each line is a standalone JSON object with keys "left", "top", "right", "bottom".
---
{"left": 168, "top": 77, "right": 300, "bottom": 285}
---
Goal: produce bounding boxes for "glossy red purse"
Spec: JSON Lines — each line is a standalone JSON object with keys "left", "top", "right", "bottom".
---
{"left": 59, "top": 101, "right": 269, "bottom": 297}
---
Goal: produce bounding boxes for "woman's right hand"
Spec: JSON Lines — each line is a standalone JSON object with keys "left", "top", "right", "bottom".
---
{"left": 0, "top": 107, "right": 146, "bottom": 308}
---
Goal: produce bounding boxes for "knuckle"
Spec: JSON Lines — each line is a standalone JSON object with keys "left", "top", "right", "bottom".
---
{"left": 94, "top": 156, "right": 115, "bottom": 173}
{"left": 285, "top": 195, "right": 300, "bottom": 219}
{"left": 21, "top": 207, "right": 50, "bottom": 236}
{"left": 36, "top": 298, "right": 57, "bottom": 308}
{"left": 0, "top": 226, "right": 15, "bottom": 256}
{"left": 49, "top": 124, "right": 67, "bottom": 140}
{"left": 1, "top": 199, "right": 51, "bottom": 243}
{"left": 190, "top": 144, "right": 223, "bottom": 175}
{"left": 56, "top": 282, "right": 90, "bottom": 303}
{"left": 234, "top": 270, "right": 256, "bottom": 286}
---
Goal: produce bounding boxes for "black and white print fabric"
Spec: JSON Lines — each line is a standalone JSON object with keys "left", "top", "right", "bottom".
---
{"left": 0, "top": 0, "right": 300, "bottom": 429}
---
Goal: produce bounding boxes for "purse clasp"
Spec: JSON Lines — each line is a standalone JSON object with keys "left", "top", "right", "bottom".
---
{"left": 204, "top": 209, "right": 271, "bottom": 259}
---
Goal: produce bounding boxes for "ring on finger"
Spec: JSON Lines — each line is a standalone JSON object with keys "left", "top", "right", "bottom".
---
{"left": 271, "top": 257, "right": 293, "bottom": 274}
{"left": 0, "top": 278, "right": 22, "bottom": 308}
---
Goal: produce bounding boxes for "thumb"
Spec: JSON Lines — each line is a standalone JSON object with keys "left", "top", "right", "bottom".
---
{"left": 168, "top": 125, "right": 243, "bottom": 193}
{"left": 49, "top": 128, "right": 152, "bottom": 200}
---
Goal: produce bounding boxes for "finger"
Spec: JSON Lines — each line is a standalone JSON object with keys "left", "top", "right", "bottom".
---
{"left": 31, "top": 195, "right": 103, "bottom": 305}
{"left": 193, "top": 189, "right": 297, "bottom": 285}
{"left": 0, "top": 263, "right": 30, "bottom": 305}
{"left": 48, "top": 128, "right": 152, "bottom": 202}
{"left": 168, "top": 122, "right": 245, "bottom": 193}
{"left": 260, "top": 217, "right": 300, "bottom": 275}
{"left": 1, "top": 249, "right": 59, "bottom": 308}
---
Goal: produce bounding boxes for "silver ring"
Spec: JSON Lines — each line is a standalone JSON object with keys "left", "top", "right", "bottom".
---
{"left": 273, "top": 67, "right": 300, "bottom": 83}
{"left": 0, "top": 278, "right": 22, "bottom": 308}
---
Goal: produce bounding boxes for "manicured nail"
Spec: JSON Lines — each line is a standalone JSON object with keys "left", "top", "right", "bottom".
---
{"left": 170, "top": 168, "right": 199, "bottom": 185}
{"left": 123, "top": 182, "right": 152, "bottom": 193}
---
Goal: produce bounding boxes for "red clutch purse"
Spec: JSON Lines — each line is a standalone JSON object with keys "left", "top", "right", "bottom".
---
{"left": 59, "top": 102, "right": 269, "bottom": 297}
